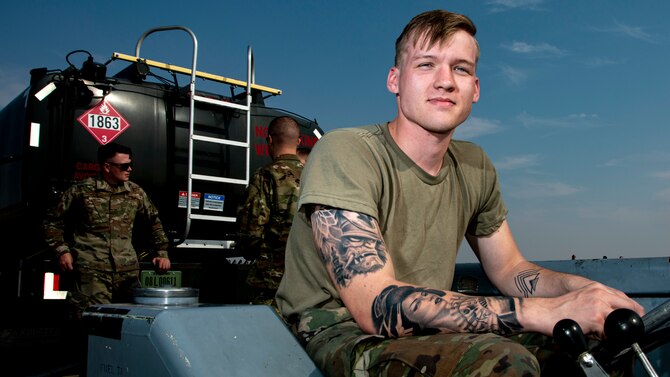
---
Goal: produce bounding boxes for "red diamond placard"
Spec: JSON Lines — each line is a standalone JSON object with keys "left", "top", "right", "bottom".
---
{"left": 77, "top": 100, "right": 130, "bottom": 145}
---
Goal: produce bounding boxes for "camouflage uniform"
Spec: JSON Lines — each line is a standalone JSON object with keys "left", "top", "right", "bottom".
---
{"left": 295, "top": 307, "right": 595, "bottom": 377}
{"left": 236, "top": 154, "right": 303, "bottom": 306}
{"left": 44, "top": 176, "right": 169, "bottom": 317}
{"left": 278, "top": 125, "right": 635, "bottom": 376}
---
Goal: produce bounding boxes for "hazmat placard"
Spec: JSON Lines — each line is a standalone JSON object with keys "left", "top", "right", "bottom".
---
{"left": 76, "top": 100, "right": 130, "bottom": 145}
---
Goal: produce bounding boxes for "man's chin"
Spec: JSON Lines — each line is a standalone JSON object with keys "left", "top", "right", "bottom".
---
{"left": 424, "top": 125, "right": 458, "bottom": 137}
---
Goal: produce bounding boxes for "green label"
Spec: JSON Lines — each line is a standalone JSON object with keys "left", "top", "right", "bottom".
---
{"left": 140, "top": 270, "right": 182, "bottom": 288}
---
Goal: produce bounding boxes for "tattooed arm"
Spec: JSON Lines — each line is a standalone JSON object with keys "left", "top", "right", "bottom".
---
{"left": 466, "top": 219, "right": 645, "bottom": 338}
{"left": 309, "top": 206, "right": 524, "bottom": 337}
{"left": 466, "top": 220, "right": 595, "bottom": 298}
{"left": 311, "top": 207, "right": 644, "bottom": 339}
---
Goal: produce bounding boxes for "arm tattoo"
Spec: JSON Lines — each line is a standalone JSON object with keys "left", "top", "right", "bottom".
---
{"left": 311, "top": 209, "right": 388, "bottom": 288}
{"left": 371, "top": 285, "right": 523, "bottom": 338}
{"left": 514, "top": 269, "right": 540, "bottom": 298}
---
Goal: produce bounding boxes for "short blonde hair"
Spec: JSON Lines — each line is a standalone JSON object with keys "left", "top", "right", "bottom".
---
{"left": 394, "top": 10, "right": 479, "bottom": 67}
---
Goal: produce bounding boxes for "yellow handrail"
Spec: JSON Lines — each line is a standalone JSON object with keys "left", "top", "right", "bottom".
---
{"left": 112, "top": 52, "right": 282, "bottom": 95}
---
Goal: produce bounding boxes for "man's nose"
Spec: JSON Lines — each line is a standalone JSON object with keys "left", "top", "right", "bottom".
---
{"left": 434, "top": 67, "right": 455, "bottom": 91}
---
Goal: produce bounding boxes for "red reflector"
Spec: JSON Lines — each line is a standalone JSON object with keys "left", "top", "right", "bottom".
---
{"left": 53, "top": 274, "right": 59, "bottom": 290}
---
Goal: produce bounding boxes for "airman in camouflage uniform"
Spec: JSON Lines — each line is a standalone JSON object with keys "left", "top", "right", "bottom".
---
{"left": 275, "top": 9, "right": 642, "bottom": 377}
{"left": 236, "top": 116, "right": 304, "bottom": 306}
{"left": 44, "top": 142, "right": 170, "bottom": 319}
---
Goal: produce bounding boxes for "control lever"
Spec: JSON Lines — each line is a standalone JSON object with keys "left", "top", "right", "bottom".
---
{"left": 553, "top": 319, "right": 608, "bottom": 377}
{"left": 604, "top": 308, "right": 659, "bottom": 377}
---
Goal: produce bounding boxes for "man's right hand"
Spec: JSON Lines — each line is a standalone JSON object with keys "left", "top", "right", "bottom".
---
{"left": 59, "top": 253, "right": 73, "bottom": 272}
{"left": 152, "top": 257, "right": 171, "bottom": 273}
{"left": 521, "top": 282, "right": 645, "bottom": 340}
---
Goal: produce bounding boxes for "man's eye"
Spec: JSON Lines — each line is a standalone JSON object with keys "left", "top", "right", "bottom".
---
{"left": 454, "top": 66, "right": 472, "bottom": 75}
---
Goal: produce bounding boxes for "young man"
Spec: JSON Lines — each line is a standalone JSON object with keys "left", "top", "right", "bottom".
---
{"left": 236, "top": 116, "right": 304, "bottom": 306}
{"left": 44, "top": 142, "right": 171, "bottom": 319}
{"left": 275, "top": 10, "right": 644, "bottom": 376}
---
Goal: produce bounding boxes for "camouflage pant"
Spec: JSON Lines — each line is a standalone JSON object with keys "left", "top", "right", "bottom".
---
{"left": 295, "top": 307, "right": 628, "bottom": 377}
{"left": 67, "top": 268, "right": 140, "bottom": 319}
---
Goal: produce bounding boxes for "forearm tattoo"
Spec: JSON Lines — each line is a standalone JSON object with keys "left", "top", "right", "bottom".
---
{"left": 311, "top": 209, "right": 388, "bottom": 287}
{"left": 371, "top": 285, "right": 524, "bottom": 338}
{"left": 514, "top": 269, "right": 541, "bottom": 298}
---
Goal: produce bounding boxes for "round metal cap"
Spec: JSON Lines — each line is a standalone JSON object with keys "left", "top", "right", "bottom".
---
{"left": 132, "top": 287, "right": 199, "bottom": 306}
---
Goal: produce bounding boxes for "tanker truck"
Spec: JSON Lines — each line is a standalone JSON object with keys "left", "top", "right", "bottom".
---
{"left": 0, "top": 26, "right": 322, "bottom": 375}
{"left": 2, "top": 26, "right": 669, "bottom": 377}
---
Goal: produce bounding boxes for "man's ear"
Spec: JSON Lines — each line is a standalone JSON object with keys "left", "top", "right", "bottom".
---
{"left": 387, "top": 67, "right": 399, "bottom": 94}
{"left": 472, "top": 76, "right": 480, "bottom": 103}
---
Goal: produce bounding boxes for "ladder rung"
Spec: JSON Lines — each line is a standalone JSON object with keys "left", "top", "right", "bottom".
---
{"left": 174, "top": 239, "right": 235, "bottom": 249}
{"left": 192, "top": 173, "right": 248, "bottom": 185}
{"left": 192, "top": 134, "right": 248, "bottom": 148}
{"left": 193, "top": 94, "right": 250, "bottom": 112}
{"left": 112, "top": 52, "right": 282, "bottom": 95}
{"left": 131, "top": 27, "right": 255, "bottom": 243}
{"left": 189, "top": 213, "right": 236, "bottom": 222}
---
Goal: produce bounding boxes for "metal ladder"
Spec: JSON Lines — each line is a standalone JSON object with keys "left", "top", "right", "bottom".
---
{"left": 112, "top": 26, "right": 282, "bottom": 247}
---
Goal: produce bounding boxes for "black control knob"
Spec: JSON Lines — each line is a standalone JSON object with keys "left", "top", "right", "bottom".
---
{"left": 553, "top": 318, "right": 588, "bottom": 358}
{"left": 604, "top": 308, "right": 645, "bottom": 347}
{"left": 604, "top": 308, "right": 659, "bottom": 377}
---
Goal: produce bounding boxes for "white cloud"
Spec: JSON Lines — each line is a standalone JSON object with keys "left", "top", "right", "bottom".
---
{"left": 591, "top": 20, "right": 656, "bottom": 43}
{"left": 601, "top": 151, "right": 670, "bottom": 168}
{"left": 507, "top": 179, "right": 582, "bottom": 198}
{"left": 600, "top": 158, "right": 624, "bottom": 168}
{"left": 583, "top": 57, "right": 620, "bottom": 67}
{"left": 612, "top": 20, "right": 655, "bottom": 42}
{"left": 495, "top": 154, "right": 541, "bottom": 170}
{"left": 500, "top": 41, "right": 565, "bottom": 56}
{"left": 499, "top": 65, "right": 529, "bottom": 85}
{"left": 486, "top": 0, "right": 545, "bottom": 11}
{"left": 455, "top": 116, "right": 503, "bottom": 139}
{"left": 517, "top": 111, "right": 600, "bottom": 129}
{"left": 567, "top": 113, "right": 599, "bottom": 120}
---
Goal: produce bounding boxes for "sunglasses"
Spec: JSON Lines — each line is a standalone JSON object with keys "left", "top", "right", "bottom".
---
{"left": 106, "top": 161, "right": 133, "bottom": 171}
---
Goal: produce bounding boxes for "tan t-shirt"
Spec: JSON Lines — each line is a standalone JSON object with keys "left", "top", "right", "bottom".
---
{"left": 276, "top": 123, "right": 507, "bottom": 322}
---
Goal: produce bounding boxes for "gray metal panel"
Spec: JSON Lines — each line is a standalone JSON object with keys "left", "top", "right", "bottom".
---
{"left": 537, "top": 257, "right": 670, "bottom": 296}
{"left": 453, "top": 257, "right": 670, "bottom": 297}
{"left": 86, "top": 304, "right": 322, "bottom": 377}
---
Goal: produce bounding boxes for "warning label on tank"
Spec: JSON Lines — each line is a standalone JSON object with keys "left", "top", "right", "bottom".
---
{"left": 203, "top": 193, "right": 225, "bottom": 211}
{"left": 76, "top": 100, "right": 130, "bottom": 145}
{"left": 178, "top": 191, "right": 201, "bottom": 209}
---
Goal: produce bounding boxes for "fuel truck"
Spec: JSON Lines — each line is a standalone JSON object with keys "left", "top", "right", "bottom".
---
{"left": 0, "top": 26, "right": 323, "bottom": 375}
{"left": 3, "top": 26, "right": 670, "bottom": 377}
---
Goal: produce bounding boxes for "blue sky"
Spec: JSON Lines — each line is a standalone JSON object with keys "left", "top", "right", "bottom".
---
{"left": 2, "top": 0, "right": 669, "bottom": 262}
